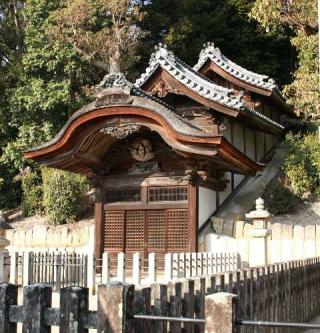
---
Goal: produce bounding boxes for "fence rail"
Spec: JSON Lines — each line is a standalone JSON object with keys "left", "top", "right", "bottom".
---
{"left": 2, "top": 250, "right": 239, "bottom": 290}
{"left": 1, "top": 256, "right": 320, "bottom": 332}
{"left": 29, "top": 252, "right": 88, "bottom": 290}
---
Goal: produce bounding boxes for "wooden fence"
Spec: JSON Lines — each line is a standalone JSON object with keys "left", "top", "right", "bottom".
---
{"left": 3, "top": 251, "right": 239, "bottom": 289}
{"left": 29, "top": 252, "right": 88, "bottom": 289}
{"left": 1, "top": 257, "right": 320, "bottom": 333}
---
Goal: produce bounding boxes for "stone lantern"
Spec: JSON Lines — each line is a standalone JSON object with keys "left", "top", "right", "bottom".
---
{"left": 0, "top": 211, "right": 12, "bottom": 251}
{"left": 245, "top": 198, "right": 271, "bottom": 267}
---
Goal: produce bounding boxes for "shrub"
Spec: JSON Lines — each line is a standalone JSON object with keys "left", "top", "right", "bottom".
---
{"left": 42, "top": 168, "right": 89, "bottom": 225}
{"left": 21, "top": 170, "right": 44, "bottom": 216}
{"left": 265, "top": 183, "right": 298, "bottom": 216}
{"left": 282, "top": 130, "right": 320, "bottom": 197}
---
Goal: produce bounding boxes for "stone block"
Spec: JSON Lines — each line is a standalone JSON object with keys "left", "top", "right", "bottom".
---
{"left": 211, "top": 218, "right": 224, "bottom": 234}
{"left": 222, "top": 220, "right": 234, "bottom": 237}
{"left": 281, "top": 224, "right": 293, "bottom": 240}
{"left": 31, "top": 225, "right": 48, "bottom": 247}
{"left": 243, "top": 223, "right": 254, "bottom": 238}
{"left": 234, "top": 220, "right": 244, "bottom": 239}
{"left": 271, "top": 223, "right": 282, "bottom": 240}
{"left": 205, "top": 292, "right": 237, "bottom": 333}
{"left": 293, "top": 225, "right": 304, "bottom": 241}
{"left": 305, "top": 225, "right": 316, "bottom": 240}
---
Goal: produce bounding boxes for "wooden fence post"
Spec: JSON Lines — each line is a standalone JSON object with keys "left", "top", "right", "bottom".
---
{"left": 148, "top": 252, "right": 156, "bottom": 283}
{"left": 9, "top": 252, "right": 17, "bottom": 284}
{"left": 102, "top": 252, "right": 110, "bottom": 284}
{"left": 98, "top": 282, "right": 135, "bottom": 333}
{"left": 23, "top": 252, "right": 31, "bottom": 286}
{"left": 0, "top": 252, "right": 5, "bottom": 283}
{"left": 60, "top": 286, "right": 89, "bottom": 333}
{"left": 0, "top": 283, "right": 18, "bottom": 333}
{"left": 205, "top": 292, "right": 237, "bottom": 333}
{"left": 117, "top": 252, "right": 125, "bottom": 282}
{"left": 132, "top": 252, "right": 141, "bottom": 285}
{"left": 22, "top": 284, "right": 52, "bottom": 333}
{"left": 165, "top": 253, "right": 173, "bottom": 281}
{"left": 87, "top": 252, "right": 96, "bottom": 294}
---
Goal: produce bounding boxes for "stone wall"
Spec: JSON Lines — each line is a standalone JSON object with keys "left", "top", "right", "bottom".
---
{"left": 205, "top": 221, "right": 320, "bottom": 266}
{"left": 5, "top": 221, "right": 95, "bottom": 254}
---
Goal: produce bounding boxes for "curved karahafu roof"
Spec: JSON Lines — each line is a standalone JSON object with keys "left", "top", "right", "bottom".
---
{"left": 24, "top": 73, "right": 263, "bottom": 176}
{"left": 194, "top": 42, "right": 294, "bottom": 115}
{"left": 135, "top": 44, "right": 284, "bottom": 133}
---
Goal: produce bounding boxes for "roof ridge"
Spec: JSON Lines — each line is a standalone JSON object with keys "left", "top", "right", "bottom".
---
{"left": 194, "top": 42, "right": 279, "bottom": 91}
{"left": 135, "top": 43, "right": 244, "bottom": 111}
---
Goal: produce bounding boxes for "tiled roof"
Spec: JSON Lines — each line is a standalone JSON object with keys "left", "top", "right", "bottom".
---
{"left": 135, "top": 44, "right": 244, "bottom": 110}
{"left": 26, "top": 74, "right": 218, "bottom": 153}
{"left": 135, "top": 44, "right": 284, "bottom": 131}
{"left": 194, "top": 42, "right": 279, "bottom": 91}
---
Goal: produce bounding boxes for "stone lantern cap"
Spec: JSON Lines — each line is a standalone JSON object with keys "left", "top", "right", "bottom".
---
{"left": 0, "top": 211, "right": 12, "bottom": 229}
{"left": 245, "top": 197, "right": 270, "bottom": 220}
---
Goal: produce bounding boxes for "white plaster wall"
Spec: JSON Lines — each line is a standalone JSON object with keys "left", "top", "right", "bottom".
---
{"left": 219, "top": 172, "right": 232, "bottom": 205}
{"left": 234, "top": 173, "right": 245, "bottom": 188}
{"left": 223, "top": 119, "right": 232, "bottom": 141}
{"left": 256, "top": 131, "right": 265, "bottom": 161}
{"left": 245, "top": 129, "right": 255, "bottom": 160}
{"left": 198, "top": 186, "right": 216, "bottom": 229}
{"left": 233, "top": 124, "right": 244, "bottom": 152}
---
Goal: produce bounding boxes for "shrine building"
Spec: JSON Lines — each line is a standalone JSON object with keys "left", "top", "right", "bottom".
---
{"left": 24, "top": 43, "right": 294, "bottom": 259}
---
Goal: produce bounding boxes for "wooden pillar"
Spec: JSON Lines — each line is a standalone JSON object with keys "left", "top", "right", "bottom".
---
{"left": 95, "top": 186, "right": 105, "bottom": 259}
{"left": 188, "top": 184, "right": 198, "bottom": 252}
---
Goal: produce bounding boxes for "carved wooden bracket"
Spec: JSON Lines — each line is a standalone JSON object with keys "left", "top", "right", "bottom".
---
{"left": 150, "top": 79, "right": 182, "bottom": 97}
{"left": 100, "top": 124, "right": 141, "bottom": 139}
{"left": 184, "top": 162, "right": 228, "bottom": 190}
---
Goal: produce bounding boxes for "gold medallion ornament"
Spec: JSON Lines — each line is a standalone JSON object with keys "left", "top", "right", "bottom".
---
{"left": 130, "top": 138, "right": 155, "bottom": 162}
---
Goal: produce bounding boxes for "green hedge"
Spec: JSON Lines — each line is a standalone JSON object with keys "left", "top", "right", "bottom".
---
{"left": 22, "top": 170, "right": 44, "bottom": 216}
{"left": 283, "top": 131, "right": 320, "bottom": 198}
{"left": 42, "top": 168, "right": 89, "bottom": 224}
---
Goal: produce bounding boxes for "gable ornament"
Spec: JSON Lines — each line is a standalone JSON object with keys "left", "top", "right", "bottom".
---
{"left": 100, "top": 124, "right": 141, "bottom": 140}
{"left": 129, "top": 138, "right": 155, "bottom": 162}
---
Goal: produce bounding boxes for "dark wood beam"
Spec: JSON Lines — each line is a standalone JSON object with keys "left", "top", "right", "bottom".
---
{"left": 188, "top": 184, "right": 198, "bottom": 252}
{"left": 94, "top": 186, "right": 105, "bottom": 259}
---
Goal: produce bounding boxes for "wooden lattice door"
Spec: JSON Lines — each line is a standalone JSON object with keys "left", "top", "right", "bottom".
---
{"left": 125, "top": 210, "right": 145, "bottom": 252}
{"left": 104, "top": 210, "right": 125, "bottom": 252}
{"left": 104, "top": 208, "right": 189, "bottom": 253}
{"left": 147, "top": 210, "right": 166, "bottom": 252}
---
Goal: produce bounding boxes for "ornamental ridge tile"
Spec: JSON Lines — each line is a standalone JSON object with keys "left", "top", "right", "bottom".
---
{"left": 134, "top": 44, "right": 284, "bottom": 130}
{"left": 26, "top": 72, "right": 283, "bottom": 154}
{"left": 134, "top": 43, "right": 244, "bottom": 111}
{"left": 194, "top": 42, "right": 280, "bottom": 92}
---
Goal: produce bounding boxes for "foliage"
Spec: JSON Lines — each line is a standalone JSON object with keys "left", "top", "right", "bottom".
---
{"left": 47, "top": 0, "right": 145, "bottom": 73}
{"left": 282, "top": 131, "right": 320, "bottom": 197}
{"left": 137, "top": 0, "right": 293, "bottom": 86}
{"left": 21, "top": 170, "right": 44, "bottom": 216}
{"left": 8, "top": 0, "right": 95, "bottom": 129}
{"left": 264, "top": 179, "right": 298, "bottom": 216}
{"left": 251, "top": 0, "right": 319, "bottom": 117}
{"left": 42, "top": 168, "right": 89, "bottom": 225}
{"left": 1, "top": 122, "right": 54, "bottom": 172}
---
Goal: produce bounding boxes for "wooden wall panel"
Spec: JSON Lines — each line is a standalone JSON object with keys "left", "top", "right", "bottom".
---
{"left": 104, "top": 210, "right": 125, "bottom": 252}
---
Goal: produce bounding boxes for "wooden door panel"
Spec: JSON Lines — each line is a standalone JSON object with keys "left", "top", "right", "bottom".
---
{"left": 125, "top": 210, "right": 145, "bottom": 251}
{"left": 147, "top": 210, "right": 166, "bottom": 251}
{"left": 166, "top": 209, "right": 188, "bottom": 252}
{"left": 104, "top": 210, "right": 125, "bottom": 252}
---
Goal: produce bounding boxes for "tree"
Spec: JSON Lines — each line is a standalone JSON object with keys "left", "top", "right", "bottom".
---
{"left": 251, "top": 0, "right": 319, "bottom": 117}
{"left": 47, "top": 0, "right": 145, "bottom": 74}
{"left": 136, "top": 0, "right": 293, "bottom": 87}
